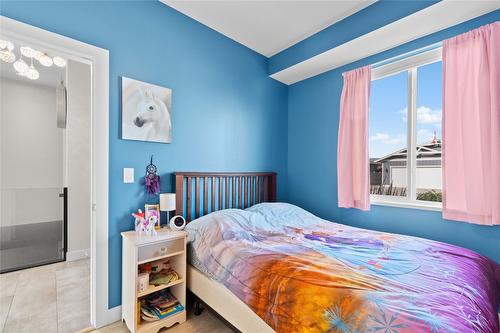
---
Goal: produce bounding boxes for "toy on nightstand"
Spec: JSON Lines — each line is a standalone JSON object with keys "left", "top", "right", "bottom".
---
{"left": 132, "top": 209, "right": 157, "bottom": 235}
{"left": 146, "top": 209, "right": 160, "bottom": 232}
{"left": 132, "top": 209, "right": 145, "bottom": 232}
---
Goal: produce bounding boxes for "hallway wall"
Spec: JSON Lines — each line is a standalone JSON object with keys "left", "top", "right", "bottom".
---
{"left": 0, "top": 78, "right": 63, "bottom": 227}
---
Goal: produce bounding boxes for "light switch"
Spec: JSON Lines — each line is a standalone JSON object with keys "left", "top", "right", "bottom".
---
{"left": 123, "top": 168, "right": 134, "bottom": 183}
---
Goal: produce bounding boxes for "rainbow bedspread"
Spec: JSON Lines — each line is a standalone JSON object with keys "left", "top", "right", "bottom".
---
{"left": 186, "top": 203, "right": 500, "bottom": 333}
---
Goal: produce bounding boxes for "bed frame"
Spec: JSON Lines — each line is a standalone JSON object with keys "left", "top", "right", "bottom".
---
{"left": 174, "top": 172, "right": 277, "bottom": 222}
{"left": 174, "top": 172, "right": 276, "bottom": 333}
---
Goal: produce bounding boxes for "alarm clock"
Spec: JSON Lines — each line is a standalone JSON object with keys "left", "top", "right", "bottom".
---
{"left": 169, "top": 215, "right": 186, "bottom": 231}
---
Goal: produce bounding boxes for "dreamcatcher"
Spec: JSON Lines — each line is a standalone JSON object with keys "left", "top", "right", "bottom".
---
{"left": 143, "top": 155, "right": 161, "bottom": 196}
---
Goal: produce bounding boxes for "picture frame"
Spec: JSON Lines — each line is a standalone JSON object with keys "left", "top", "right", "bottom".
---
{"left": 121, "top": 77, "right": 172, "bottom": 143}
{"left": 144, "top": 204, "right": 161, "bottom": 230}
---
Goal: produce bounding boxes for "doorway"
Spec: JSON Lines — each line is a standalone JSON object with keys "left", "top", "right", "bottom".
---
{"left": 0, "top": 51, "right": 68, "bottom": 273}
{"left": 0, "top": 41, "right": 92, "bottom": 271}
{"left": 0, "top": 29, "right": 94, "bottom": 332}
{"left": 0, "top": 15, "right": 113, "bottom": 329}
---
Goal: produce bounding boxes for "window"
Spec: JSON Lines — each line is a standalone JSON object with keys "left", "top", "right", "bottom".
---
{"left": 369, "top": 48, "right": 442, "bottom": 210}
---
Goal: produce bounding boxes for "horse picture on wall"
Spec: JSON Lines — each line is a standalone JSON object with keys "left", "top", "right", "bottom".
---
{"left": 122, "top": 77, "right": 172, "bottom": 143}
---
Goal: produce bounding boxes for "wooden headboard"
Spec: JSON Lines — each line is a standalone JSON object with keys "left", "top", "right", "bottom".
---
{"left": 174, "top": 172, "right": 277, "bottom": 222}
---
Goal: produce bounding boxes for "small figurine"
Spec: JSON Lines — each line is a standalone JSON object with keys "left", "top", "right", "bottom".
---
{"left": 145, "top": 211, "right": 159, "bottom": 235}
{"left": 132, "top": 209, "right": 145, "bottom": 233}
{"left": 131, "top": 209, "right": 157, "bottom": 236}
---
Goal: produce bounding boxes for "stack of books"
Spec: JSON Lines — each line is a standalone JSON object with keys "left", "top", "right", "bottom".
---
{"left": 140, "top": 290, "right": 184, "bottom": 321}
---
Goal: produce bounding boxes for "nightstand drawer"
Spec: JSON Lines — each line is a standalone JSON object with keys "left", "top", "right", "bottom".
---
{"left": 138, "top": 238, "right": 184, "bottom": 263}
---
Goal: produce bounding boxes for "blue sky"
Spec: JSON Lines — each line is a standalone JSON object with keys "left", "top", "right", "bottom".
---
{"left": 369, "top": 61, "right": 442, "bottom": 158}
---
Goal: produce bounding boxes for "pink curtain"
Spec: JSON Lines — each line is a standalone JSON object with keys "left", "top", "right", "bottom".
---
{"left": 442, "top": 22, "right": 500, "bottom": 225}
{"left": 337, "top": 65, "right": 371, "bottom": 210}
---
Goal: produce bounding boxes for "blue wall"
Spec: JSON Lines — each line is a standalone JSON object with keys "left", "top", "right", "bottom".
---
{"left": 0, "top": 1, "right": 288, "bottom": 307}
{"left": 288, "top": 11, "right": 500, "bottom": 264}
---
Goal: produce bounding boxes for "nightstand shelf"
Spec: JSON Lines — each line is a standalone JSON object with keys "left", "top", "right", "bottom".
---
{"left": 137, "top": 278, "right": 184, "bottom": 298}
{"left": 137, "top": 250, "right": 185, "bottom": 265}
{"left": 121, "top": 229, "right": 187, "bottom": 333}
{"left": 137, "top": 311, "right": 185, "bottom": 333}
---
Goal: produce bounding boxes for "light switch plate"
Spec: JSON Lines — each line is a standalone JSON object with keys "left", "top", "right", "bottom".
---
{"left": 123, "top": 168, "right": 134, "bottom": 183}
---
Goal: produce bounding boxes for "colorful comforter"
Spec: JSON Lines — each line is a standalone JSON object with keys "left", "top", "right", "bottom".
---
{"left": 186, "top": 203, "right": 500, "bottom": 333}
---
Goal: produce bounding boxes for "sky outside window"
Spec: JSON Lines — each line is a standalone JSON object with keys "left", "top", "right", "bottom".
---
{"left": 369, "top": 61, "right": 442, "bottom": 159}
{"left": 416, "top": 61, "right": 442, "bottom": 144}
{"left": 369, "top": 71, "right": 407, "bottom": 159}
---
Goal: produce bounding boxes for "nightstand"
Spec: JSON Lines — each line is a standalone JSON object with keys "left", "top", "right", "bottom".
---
{"left": 121, "top": 229, "right": 187, "bottom": 333}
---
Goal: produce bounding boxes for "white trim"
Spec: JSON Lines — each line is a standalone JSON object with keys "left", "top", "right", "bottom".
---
{"left": 270, "top": 1, "right": 500, "bottom": 85}
{"left": 0, "top": 16, "right": 117, "bottom": 328}
{"left": 372, "top": 47, "right": 441, "bottom": 81}
{"left": 407, "top": 68, "right": 417, "bottom": 201}
{"left": 371, "top": 195, "right": 442, "bottom": 212}
{"left": 66, "top": 248, "right": 91, "bottom": 261}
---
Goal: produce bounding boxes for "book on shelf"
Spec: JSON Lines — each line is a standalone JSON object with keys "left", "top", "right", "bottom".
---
{"left": 140, "top": 289, "right": 184, "bottom": 322}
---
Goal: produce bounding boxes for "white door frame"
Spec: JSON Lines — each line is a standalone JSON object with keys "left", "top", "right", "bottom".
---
{"left": 0, "top": 16, "right": 119, "bottom": 328}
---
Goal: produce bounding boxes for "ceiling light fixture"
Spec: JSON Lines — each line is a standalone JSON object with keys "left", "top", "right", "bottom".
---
{"left": 37, "top": 52, "right": 53, "bottom": 67}
{"left": 24, "top": 58, "right": 40, "bottom": 80}
{"left": 33, "top": 50, "right": 43, "bottom": 60}
{"left": 20, "top": 46, "right": 38, "bottom": 58}
{"left": 0, "top": 40, "right": 14, "bottom": 51}
{"left": 1, "top": 40, "right": 66, "bottom": 81}
{"left": 0, "top": 39, "right": 16, "bottom": 63}
{"left": 0, "top": 49, "right": 16, "bottom": 63}
{"left": 53, "top": 56, "right": 67, "bottom": 67}
{"left": 25, "top": 67, "right": 40, "bottom": 80}
{"left": 13, "top": 57, "right": 29, "bottom": 74}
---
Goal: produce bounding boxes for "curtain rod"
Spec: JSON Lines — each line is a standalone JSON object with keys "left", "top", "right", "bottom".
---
{"left": 371, "top": 41, "right": 442, "bottom": 69}
{"left": 342, "top": 41, "right": 443, "bottom": 76}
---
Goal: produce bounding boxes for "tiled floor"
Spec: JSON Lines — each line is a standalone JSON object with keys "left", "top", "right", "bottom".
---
{"left": 0, "top": 259, "right": 90, "bottom": 333}
{"left": 88, "top": 309, "right": 234, "bottom": 333}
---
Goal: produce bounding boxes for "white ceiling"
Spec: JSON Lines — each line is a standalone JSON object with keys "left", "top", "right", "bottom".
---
{"left": 161, "top": 0, "right": 376, "bottom": 57}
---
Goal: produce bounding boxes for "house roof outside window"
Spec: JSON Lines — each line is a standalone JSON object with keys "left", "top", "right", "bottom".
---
{"left": 373, "top": 139, "right": 441, "bottom": 164}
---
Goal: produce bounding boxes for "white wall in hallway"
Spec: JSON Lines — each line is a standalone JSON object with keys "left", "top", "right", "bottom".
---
{"left": 0, "top": 78, "right": 63, "bottom": 227}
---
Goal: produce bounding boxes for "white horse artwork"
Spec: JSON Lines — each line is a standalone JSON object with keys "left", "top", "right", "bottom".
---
{"left": 122, "top": 77, "right": 172, "bottom": 143}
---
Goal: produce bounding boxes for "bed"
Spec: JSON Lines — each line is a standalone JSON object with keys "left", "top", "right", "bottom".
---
{"left": 174, "top": 172, "right": 500, "bottom": 333}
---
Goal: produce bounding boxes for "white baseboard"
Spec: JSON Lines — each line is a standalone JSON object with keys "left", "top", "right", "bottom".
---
{"left": 95, "top": 305, "right": 121, "bottom": 328}
{"left": 66, "top": 248, "right": 90, "bottom": 261}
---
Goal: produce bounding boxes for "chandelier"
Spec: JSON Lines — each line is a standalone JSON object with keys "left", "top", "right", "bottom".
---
{"left": 0, "top": 39, "right": 66, "bottom": 80}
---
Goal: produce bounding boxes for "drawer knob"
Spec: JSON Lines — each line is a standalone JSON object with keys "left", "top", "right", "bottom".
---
{"left": 159, "top": 246, "right": 167, "bottom": 255}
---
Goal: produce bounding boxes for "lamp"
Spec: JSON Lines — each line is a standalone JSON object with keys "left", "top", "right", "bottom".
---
{"left": 159, "top": 193, "right": 176, "bottom": 227}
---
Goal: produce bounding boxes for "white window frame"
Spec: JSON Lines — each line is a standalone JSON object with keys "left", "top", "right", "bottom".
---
{"left": 370, "top": 47, "right": 442, "bottom": 211}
